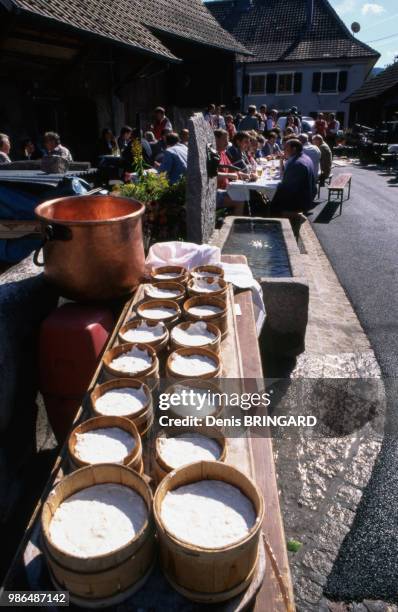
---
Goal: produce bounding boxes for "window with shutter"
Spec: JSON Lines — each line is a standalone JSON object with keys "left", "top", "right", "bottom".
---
{"left": 277, "top": 73, "right": 294, "bottom": 94}
{"left": 321, "top": 72, "right": 338, "bottom": 93}
{"left": 312, "top": 72, "right": 321, "bottom": 92}
{"left": 250, "top": 75, "right": 266, "bottom": 94}
{"left": 294, "top": 73, "right": 302, "bottom": 93}
{"left": 267, "top": 73, "right": 277, "bottom": 94}
{"left": 338, "top": 71, "right": 348, "bottom": 92}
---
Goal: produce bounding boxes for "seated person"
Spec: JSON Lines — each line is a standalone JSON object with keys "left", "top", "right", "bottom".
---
{"left": 151, "top": 128, "right": 172, "bottom": 163}
{"left": 117, "top": 125, "right": 133, "bottom": 154}
{"left": 43, "top": 132, "right": 73, "bottom": 161}
{"left": 0, "top": 133, "right": 11, "bottom": 164}
{"left": 298, "top": 133, "right": 321, "bottom": 177}
{"left": 180, "top": 129, "right": 189, "bottom": 147}
{"left": 262, "top": 132, "right": 282, "bottom": 157}
{"left": 214, "top": 128, "right": 253, "bottom": 215}
{"left": 158, "top": 132, "right": 187, "bottom": 184}
{"left": 247, "top": 133, "right": 259, "bottom": 170}
{"left": 256, "top": 135, "right": 266, "bottom": 159}
{"left": 21, "top": 138, "right": 42, "bottom": 160}
{"left": 312, "top": 135, "right": 332, "bottom": 185}
{"left": 227, "top": 131, "right": 252, "bottom": 173}
{"left": 97, "top": 128, "right": 119, "bottom": 156}
{"left": 271, "top": 139, "right": 316, "bottom": 216}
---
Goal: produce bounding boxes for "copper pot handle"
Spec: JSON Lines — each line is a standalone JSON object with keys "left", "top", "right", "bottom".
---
{"left": 33, "top": 223, "right": 73, "bottom": 267}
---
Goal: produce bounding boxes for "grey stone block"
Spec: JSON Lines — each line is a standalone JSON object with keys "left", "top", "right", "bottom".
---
{"left": 0, "top": 255, "right": 58, "bottom": 439}
{"left": 260, "top": 277, "right": 309, "bottom": 356}
{"left": 186, "top": 113, "right": 217, "bottom": 244}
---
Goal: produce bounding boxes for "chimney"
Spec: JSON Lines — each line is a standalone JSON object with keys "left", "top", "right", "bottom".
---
{"left": 306, "top": 0, "right": 314, "bottom": 29}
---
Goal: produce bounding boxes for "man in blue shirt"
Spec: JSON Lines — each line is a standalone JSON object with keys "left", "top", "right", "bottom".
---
{"left": 272, "top": 139, "right": 316, "bottom": 213}
{"left": 158, "top": 133, "right": 188, "bottom": 184}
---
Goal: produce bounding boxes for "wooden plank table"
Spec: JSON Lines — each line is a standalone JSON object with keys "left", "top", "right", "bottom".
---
{"left": 223, "top": 254, "right": 294, "bottom": 612}
{"left": 1, "top": 255, "right": 294, "bottom": 611}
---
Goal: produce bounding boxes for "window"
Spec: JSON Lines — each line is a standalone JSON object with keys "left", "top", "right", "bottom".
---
{"left": 248, "top": 71, "right": 302, "bottom": 95}
{"left": 277, "top": 73, "right": 294, "bottom": 94}
{"left": 250, "top": 75, "right": 266, "bottom": 95}
{"left": 321, "top": 72, "right": 338, "bottom": 93}
{"left": 312, "top": 70, "right": 349, "bottom": 93}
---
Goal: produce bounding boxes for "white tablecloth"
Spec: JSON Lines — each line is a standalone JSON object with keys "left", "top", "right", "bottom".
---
{"left": 227, "top": 175, "right": 280, "bottom": 202}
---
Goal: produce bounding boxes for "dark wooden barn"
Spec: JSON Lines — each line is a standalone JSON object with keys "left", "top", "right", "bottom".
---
{"left": 345, "top": 62, "right": 398, "bottom": 127}
{"left": 0, "top": 0, "right": 248, "bottom": 161}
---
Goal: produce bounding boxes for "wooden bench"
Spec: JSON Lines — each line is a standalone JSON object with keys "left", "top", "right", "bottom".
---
{"left": 317, "top": 173, "right": 333, "bottom": 198}
{"left": 327, "top": 173, "right": 352, "bottom": 213}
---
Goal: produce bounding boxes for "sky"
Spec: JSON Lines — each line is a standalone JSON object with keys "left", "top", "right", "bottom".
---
{"left": 330, "top": 0, "right": 398, "bottom": 66}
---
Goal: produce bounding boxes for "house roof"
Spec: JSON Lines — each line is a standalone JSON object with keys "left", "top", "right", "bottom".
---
{"left": 345, "top": 62, "right": 398, "bottom": 103}
{"left": 4, "top": 0, "right": 249, "bottom": 62}
{"left": 206, "top": 0, "right": 379, "bottom": 63}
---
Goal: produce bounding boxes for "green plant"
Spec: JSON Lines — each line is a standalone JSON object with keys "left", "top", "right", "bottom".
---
{"left": 115, "top": 174, "right": 187, "bottom": 250}
{"left": 117, "top": 172, "right": 170, "bottom": 203}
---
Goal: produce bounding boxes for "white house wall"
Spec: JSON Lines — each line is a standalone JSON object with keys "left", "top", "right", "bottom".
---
{"left": 236, "top": 59, "right": 374, "bottom": 125}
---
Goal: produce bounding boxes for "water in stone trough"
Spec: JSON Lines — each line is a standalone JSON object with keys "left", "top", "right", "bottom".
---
{"left": 222, "top": 220, "right": 292, "bottom": 278}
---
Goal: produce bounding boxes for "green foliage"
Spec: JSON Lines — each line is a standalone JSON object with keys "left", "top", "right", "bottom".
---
{"left": 117, "top": 172, "right": 170, "bottom": 203}
{"left": 115, "top": 174, "right": 187, "bottom": 250}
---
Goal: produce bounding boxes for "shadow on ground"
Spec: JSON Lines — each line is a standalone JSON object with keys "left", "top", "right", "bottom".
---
{"left": 325, "top": 380, "right": 398, "bottom": 603}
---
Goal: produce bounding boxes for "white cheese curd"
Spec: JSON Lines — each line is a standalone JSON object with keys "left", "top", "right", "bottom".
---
{"left": 153, "top": 272, "right": 181, "bottom": 279}
{"left": 158, "top": 433, "right": 221, "bottom": 468}
{"left": 95, "top": 387, "right": 148, "bottom": 416}
{"left": 188, "top": 304, "right": 223, "bottom": 317}
{"left": 121, "top": 321, "right": 165, "bottom": 343}
{"left": 145, "top": 285, "right": 181, "bottom": 299}
{"left": 192, "top": 279, "right": 222, "bottom": 294}
{"left": 140, "top": 306, "right": 177, "bottom": 320}
{"left": 170, "top": 384, "right": 219, "bottom": 418}
{"left": 110, "top": 346, "right": 152, "bottom": 374}
{"left": 192, "top": 270, "right": 222, "bottom": 280}
{"left": 171, "top": 353, "right": 216, "bottom": 376}
{"left": 161, "top": 480, "right": 256, "bottom": 548}
{"left": 74, "top": 427, "right": 135, "bottom": 464}
{"left": 171, "top": 322, "right": 216, "bottom": 347}
{"left": 49, "top": 484, "right": 147, "bottom": 558}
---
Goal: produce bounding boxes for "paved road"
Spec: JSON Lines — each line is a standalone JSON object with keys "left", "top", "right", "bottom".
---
{"left": 310, "top": 165, "right": 398, "bottom": 378}
{"left": 308, "top": 164, "right": 398, "bottom": 603}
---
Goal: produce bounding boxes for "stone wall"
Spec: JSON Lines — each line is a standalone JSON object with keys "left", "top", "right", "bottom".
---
{"left": 0, "top": 256, "right": 58, "bottom": 454}
{"left": 185, "top": 113, "right": 217, "bottom": 244}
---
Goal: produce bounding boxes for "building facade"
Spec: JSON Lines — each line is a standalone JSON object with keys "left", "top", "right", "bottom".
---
{"left": 0, "top": 0, "right": 247, "bottom": 162}
{"left": 207, "top": 0, "right": 379, "bottom": 127}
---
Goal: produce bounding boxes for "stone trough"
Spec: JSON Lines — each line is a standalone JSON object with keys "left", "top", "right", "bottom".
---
{"left": 213, "top": 216, "right": 309, "bottom": 357}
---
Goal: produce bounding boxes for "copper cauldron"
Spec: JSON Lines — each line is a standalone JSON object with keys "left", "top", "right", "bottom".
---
{"left": 34, "top": 194, "right": 146, "bottom": 301}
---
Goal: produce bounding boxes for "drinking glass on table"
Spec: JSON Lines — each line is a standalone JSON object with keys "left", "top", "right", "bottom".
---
{"left": 256, "top": 166, "right": 263, "bottom": 178}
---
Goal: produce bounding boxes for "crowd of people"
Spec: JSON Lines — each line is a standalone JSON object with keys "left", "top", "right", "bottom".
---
{"left": 0, "top": 102, "right": 338, "bottom": 219}
{"left": 0, "top": 132, "right": 72, "bottom": 165}
{"left": 0, "top": 107, "right": 188, "bottom": 187}
{"left": 204, "top": 103, "right": 337, "bottom": 217}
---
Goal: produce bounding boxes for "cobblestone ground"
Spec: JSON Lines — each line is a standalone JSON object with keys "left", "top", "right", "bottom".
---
{"left": 272, "top": 222, "right": 393, "bottom": 611}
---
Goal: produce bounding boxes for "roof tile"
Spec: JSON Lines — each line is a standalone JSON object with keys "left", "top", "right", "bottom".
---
{"left": 206, "top": 0, "right": 379, "bottom": 62}
{"left": 9, "top": 0, "right": 248, "bottom": 61}
{"left": 345, "top": 62, "right": 398, "bottom": 102}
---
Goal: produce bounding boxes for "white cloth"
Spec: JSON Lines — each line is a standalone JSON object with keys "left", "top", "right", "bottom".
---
{"left": 227, "top": 176, "right": 280, "bottom": 202}
{"left": 146, "top": 242, "right": 220, "bottom": 268}
{"left": 220, "top": 262, "right": 265, "bottom": 334}
{"left": 388, "top": 144, "right": 398, "bottom": 153}
{"left": 146, "top": 242, "right": 266, "bottom": 335}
